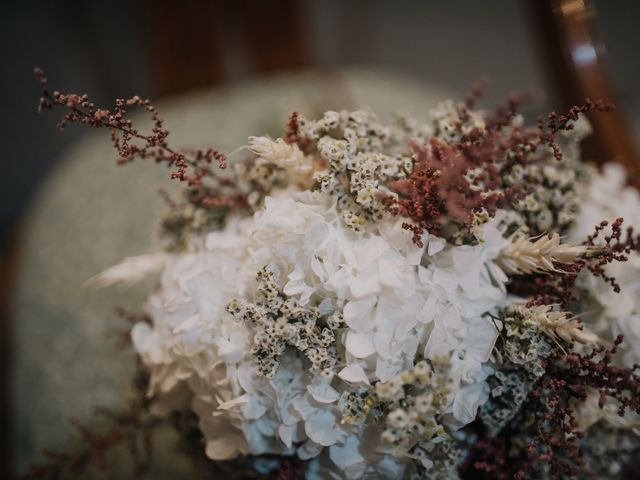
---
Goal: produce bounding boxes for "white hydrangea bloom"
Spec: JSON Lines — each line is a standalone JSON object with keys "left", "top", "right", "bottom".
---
{"left": 252, "top": 192, "right": 506, "bottom": 427}
{"left": 131, "top": 218, "right": 257, "bottom": 459}
{"left": 424, "top": 215, "right": 507, "bottom": 425}
{"left": 129, "top": 190, "right": 509, "bottom": 477}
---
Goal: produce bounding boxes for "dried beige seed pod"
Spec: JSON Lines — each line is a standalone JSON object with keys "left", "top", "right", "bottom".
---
{"left": 517, "top": 304, "right": 601, "bottom": 346}
{"left": 497, "top": 232, "right": 593, "bottom": 275}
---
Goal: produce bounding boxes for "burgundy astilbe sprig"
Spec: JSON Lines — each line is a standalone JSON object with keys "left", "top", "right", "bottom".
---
{"left": 462, "top": 78, "right": 491, "bottom": 110}
{"left": 283, "top": 111, "right": 310, "bottom": 152}
{"left": 387, "top": 134, "right": 517, "bottom": 245}
{"left": 560, "top": 335, "right": 640, "bottom": 415}
{"left": 386, "top": 85, "right": 613, "bottom": 246}
{"left": 21, "top": 421, "right": 125, "bottom": 479}
{"left": 523, "top": 337, "right": 639, "bottom": 478}
{"left": 383, "top": 85, "right": 536, "bottom": 246}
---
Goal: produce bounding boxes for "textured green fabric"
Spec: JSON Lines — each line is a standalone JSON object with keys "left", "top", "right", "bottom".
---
{"left": 10, "top": 69, "right": 450, "bottom": 477}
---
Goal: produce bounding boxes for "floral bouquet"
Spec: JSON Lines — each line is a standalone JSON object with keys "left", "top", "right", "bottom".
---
{"left": 27, "top": 71, "right": 640, "bottom": 479}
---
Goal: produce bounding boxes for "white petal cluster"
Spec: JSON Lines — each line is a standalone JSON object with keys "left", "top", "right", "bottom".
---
{"left": 128, "top": 189, "right": 509, "bottom": 477}
{"left": 131, "top": 218, "right": 258, "bottom": 458}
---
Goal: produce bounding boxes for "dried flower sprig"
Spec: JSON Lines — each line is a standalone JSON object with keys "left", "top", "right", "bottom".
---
{"left": 33, "top": 69, "right": 253, "bottom": 212}
{"left": 510, "top": 260, "right": 583, "bottom": 309}
{"left": 562, "top": 335, "right": 640, "bottom": 416}
{"left": 387, "top": 91, "right": 613, "bottom": 246}
{"left": 34, "top": 68, "right": 226, "bottom": 177}
{"left": 340, "top": 358, "right": 462, "bottom": 477}
{"left": 478, "top": 302, "right": 599, "bottom": 439}
{"left": 508, "top": 218, "right": 640, "bottom": 308}
{"left": 21, "top": 421, "right": 125, "bottom": 479}
{"left": 517, "top": 304, "right": 600, "bottom": 347}
{"left": 536, "top": 99, "right": 614, "bottom": 162}
{"left": 226, "top": 266, "right": 343, "bottom": 378}
{"left": 386, "top": 134, "right": 511, "bottom": 246}
{"left": 463, "top": 336, "right": 640, "bottom": 480}
{"left": 84, "top": 253, "right": 167, "bottom": 288}
{"left": 283, "top": 111, "right": 312, "bottom": 153}
{"left": 526, "top": 336, "right": 640, "bottom": 478}
{"left": 247, "top": 136, "right": 319, "bottom": 189}
{"left": 497, "top": 232, "right": 592, "bottom": 275}
{"left": 584, "top": 217, "right": 640, "bottom": 292}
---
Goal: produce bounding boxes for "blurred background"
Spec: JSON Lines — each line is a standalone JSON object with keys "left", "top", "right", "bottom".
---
{"left": 4, "top": 0, "right": 640, "bottom": 251}
{"left": 2, "top": 0, "right": 640, "bottom": 477}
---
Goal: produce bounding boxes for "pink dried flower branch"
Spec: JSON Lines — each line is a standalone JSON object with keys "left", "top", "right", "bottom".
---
{"left": 584, "top": 217, "right": 640, "bottom": 292}
{"left": 386, "top": 85, "right": 614, "bottom": 246}
{"left": 33, "top": 68, "right": 249, "bottom": 210}
{"left": 537, "top": 99, "right": 615, "bottom": 161}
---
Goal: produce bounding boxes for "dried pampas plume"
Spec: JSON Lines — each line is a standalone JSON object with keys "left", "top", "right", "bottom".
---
{"left": 84, "top": 253, "right": 167, "bottom": 288}
{"left": 497, "top": 232, "right": 592, "bottom": 275}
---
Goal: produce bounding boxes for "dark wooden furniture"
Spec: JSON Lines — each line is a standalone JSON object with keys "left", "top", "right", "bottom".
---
{"left": 535, "top": 0, "right": 640, "bottom": 186}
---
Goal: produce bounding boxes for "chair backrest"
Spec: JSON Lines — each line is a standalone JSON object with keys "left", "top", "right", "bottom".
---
{"left": 534, "top": 0, "right": 640, "bottom": 186}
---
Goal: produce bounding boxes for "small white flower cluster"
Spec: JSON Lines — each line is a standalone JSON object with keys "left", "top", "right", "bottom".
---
{"left": 506, "top": 160, "right": 585, "bottom": 235}
{"left": 377, "top": 358, "right": 462, "bottom": 477}
{"left": 430, "top": 99, "right": 485, "bottom": 142}
{"left": 498, "top": 305, "right": 553, "bottom": 377}
{"left": 295, "top": 109, "right": 415, "bottom": 231}
{"left": 226, "top": 266, "right": 342, "bottom": 378}
{"left": 480, "top": 369, "right": 533, "bottom": 435}
{"left": 502, "top": 115, "right": 592, "bottom": 236}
